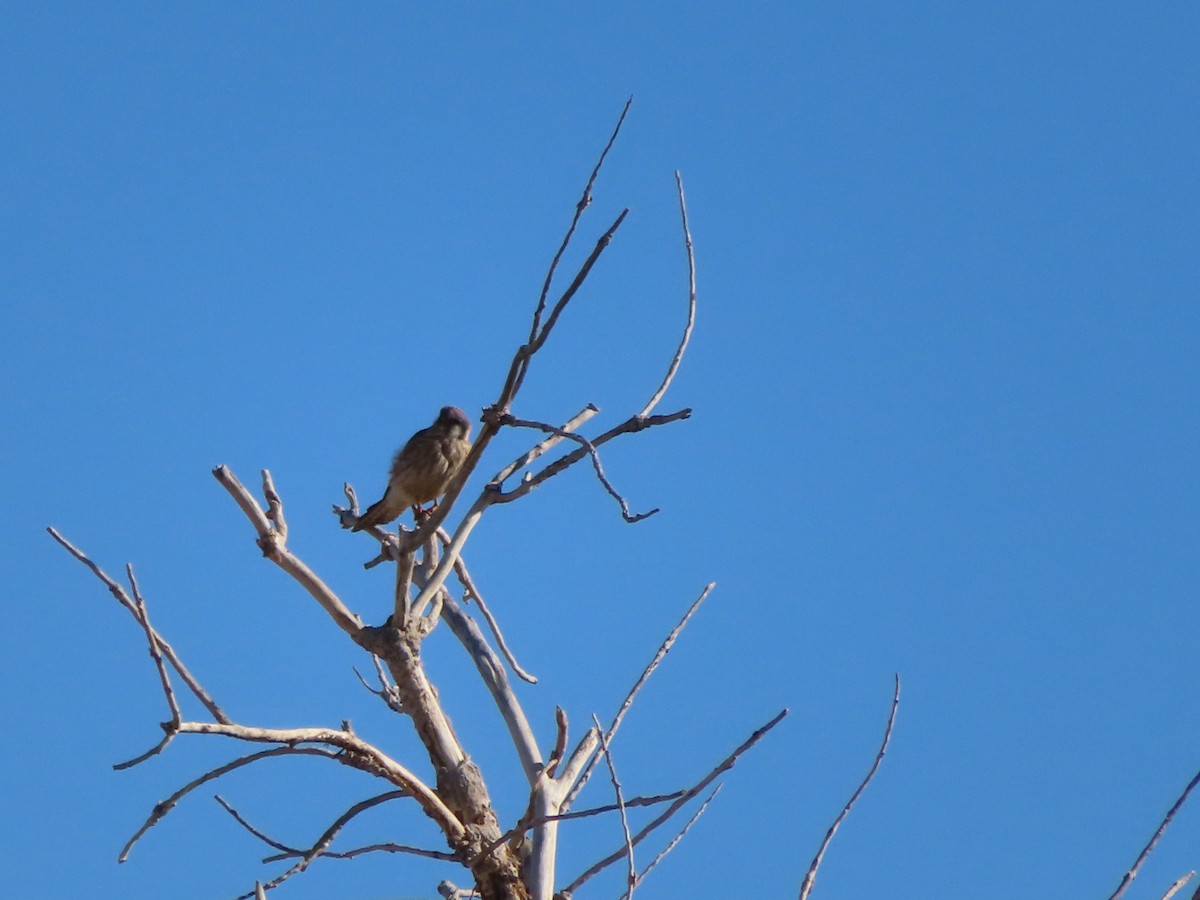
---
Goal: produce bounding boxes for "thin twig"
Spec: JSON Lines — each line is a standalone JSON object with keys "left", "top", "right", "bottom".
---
{"left": 265, "top": 841, "right": 456, "bottom": 864}
{"left": 407, "top": 199, "right": 631, "bottom": 555}
{"left": 1109, "top": 764, "right": 1200, "bottom": 900}
{"left": 229, "top": 791, "right": 453, "bottom": 897}
{"left": 522, "top": 98, "right": 632, "bottom": 384}
{"left": 566, "top": 583, "right": 714, "bottom": 809}
{"left": 531, "top": 210, "right": 629, "bottom": 358}
{"left": 639, "top": 171, "right": 697, "bottom": 417}
{"left": 119, "top": 747, "right": 337, "bottom": 862}
{"left": 502, "top": 414, "right": 658, "bottom": 522}
{"left": 491, "top": 404, "right": 600, "bottom": 487}
{"left": 124, "top": 719, "right": 465, "bottom": 858}
{"left": 635, "top": 785, "right": 722, "bottom": 889}
{"left": 445, "top": 540, "right": 537, "bottom": 683}
{"left": 1163, "top": 872, "right": 1196, "bottom": 900}
{"left": 215, "top": 795, "right": 296, "bottom": 854}
{"left": 496, "top": 409, "right": 691, "bottom": 508}
{"left": 352, "top": 661, "right": 404, "bottom": 714}
{"left": 47, "top": 527, "right": 230, "bottom": 724}
{"left": 593, "top": 714, "right": 636, "bottom": 899}
{"left": 476, "top": 789, "right": 689, "bottom": 869}
{"left": 799, "top": 674, "right": 901, "bottom": 900}
{"left": 562, "top": 709, "right": 788, "bottom": 895}
{"left": 126, "top": 564, "right": 181, "bottom": 726}
{"left": 213, "top": 466, "right": 363, "bottom": 638}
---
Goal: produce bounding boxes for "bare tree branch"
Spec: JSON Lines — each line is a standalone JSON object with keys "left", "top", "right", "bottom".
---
{"left": 437, "top": 592, "right": 543, "bottom": 786}
{"left": 634, "top": 785, "right": 721, "bottom": 890}
{"left": 507, "top": 97, "right": 633, "bottom": 406}
{"left": 1162, "top": 872, "right": 1196, "bottom": 900}
{"left": 494, "top": 410, "right": 691, "bottom": 508}
{"left": 477, "top": 788, "right": 693, "bottom": 870}
{"left": 47, "top": 527, "right": 230, "bottom": 725}
{"left": 126, "top": 564, "right": 181, "bottom": 725}
{"left": 592, "top": 714, "right": 636, "bottom": 899}
{"left": 638, "top": 171, "right": 697, "bottom": 418}
{"left": 213, "top": 466, "right": 363, "bottom": 638}
{"left": 445, "top": 538, "right": 537, "bottom": 684}
{"left": 561, "top": 709, "right": 788, "bottom": 896}
{"left": 178, "top": 721, "right": 464, "bottom": 840}
{"left": 234, "top": 791, "right": 454, "bottom": 896}
{"left": 118, "top": 746, "right": 338, "bottom": 862}
{"left": 799, "top": 674, "right": 901, "bottom": 900}
{"left": 501, "top": 415, "right": 658, "bottom": 522}
{"left": 566, "top": 583, "right": 714, "bottom": 809}
{"left": 394, "top": 545, "right": 416, "bottom": 629}
{"left": 492, "top": 405, "right": 600, "bottom": 488}
{"left": 528, "top": 97, "right": 632, "bottom": 347}
{"left": 352, "top": 661, "right": 404, "bottom": 715}
{"left": 1109, "top": 764, "right": 1200, "bottom": 900}
{"left": 407, "top": 198, "right": 631, "bottom": 555}
{"left": 215, "top": 794, "right": 296, "bottom": 854}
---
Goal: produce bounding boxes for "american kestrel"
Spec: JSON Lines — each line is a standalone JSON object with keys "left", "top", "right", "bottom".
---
{"left": 352, "top": 406, "right": 473, "bottom": 531}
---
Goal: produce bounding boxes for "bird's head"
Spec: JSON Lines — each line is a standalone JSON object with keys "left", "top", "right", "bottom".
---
{"left": 436, "top": 405, "right": 472, "bottom": 440}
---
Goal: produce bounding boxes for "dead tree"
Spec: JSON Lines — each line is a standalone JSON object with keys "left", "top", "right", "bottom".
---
{"left": 49, "top": 103, "right": 898, "bottom": 899}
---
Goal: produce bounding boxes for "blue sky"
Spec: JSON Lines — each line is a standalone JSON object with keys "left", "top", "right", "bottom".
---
{"left": 4, "top": 4, "right": 1199, "bottom": 898}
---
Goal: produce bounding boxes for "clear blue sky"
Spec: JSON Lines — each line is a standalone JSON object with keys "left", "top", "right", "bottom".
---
{"left": 4, "top": 4, "right": 1199, "bottom": 899}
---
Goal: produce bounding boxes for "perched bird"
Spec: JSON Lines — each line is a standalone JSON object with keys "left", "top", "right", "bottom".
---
{"left": 352, "top": 406, "right": 473, "bottom": 531}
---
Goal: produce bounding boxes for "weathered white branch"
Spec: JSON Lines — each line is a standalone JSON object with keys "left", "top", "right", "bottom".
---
{"left": 409, "top": 493, "right": 489, "bottom": 621}
{"left": 491, "top": 404, "right": 600, "bottom": 488}
{"left": 592, "top": 714, "right": 636, "bottom": 899}
{"left": 1160, "top": 872, "right": 1195, "bottom": 900}
{"left": 437, "top": 593, "right": 542, "bottom": 786}
{"left": 126, "top": 564, "right": 181, "bottom": 727}
{"left": 799, "top": 674, "right": 900, "bottom": 900}
{"left": 634, "top": 785, "right": 721, "bottom": 891}
{"left": 228, "top": 790, "right": 456, "bottom": 897}
{"left": 1109, "top": 762, "right": 1200, "bottom": 900}
{"left": 566, "top": 583, "right": 714, "bottom": 810}
{"left": 494, "top": 409, "right": 691, "bottom": 508}
{"left": 501, "top": 414, "right": 659, "bottom": 522}
{"left": 177, "top": 720, "right": 465, "bottom": 841}
{"left": 119, "top": 746, "right": 339, "bottom": 862}
{"left": 638, "top": 171, "right": 697, "bottom": 418}
{"left": 561, "top": 709, "right": 788, "bottom": 896}
{"left": 47, "top": 527, "right": 230, "bottom": 725}
{"left": 213, "top": 466, "right": 363, "bottom": 637}
{"left": 445, "top": 540, "right": 537, "bottom": 684}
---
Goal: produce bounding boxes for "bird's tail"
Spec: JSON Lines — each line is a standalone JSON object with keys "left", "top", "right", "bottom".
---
{"left": 351, "top": 498, "right": 389, "bottom": 532}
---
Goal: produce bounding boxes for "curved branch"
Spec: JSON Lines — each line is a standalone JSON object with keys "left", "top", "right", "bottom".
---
{"left": 639, "top": 171, "right": 697, "bottom": 418}
{"left": 119, "top": 746, "right": 338, "bottom": 862}
{"left": 495, "top": 409, "right": 691, "bottom": 508}
{"left": 799, "top": 674, "right": 900, "bottom": 900}
{"left": 502, "top": 415, "right": 659, "bottom": 522}
{"left": 177, "top": 721, "right": 465, "bottom": 842}
{"left": 227, "top": 791, "right": 455, "bottom": 896}
{"left": 444, "top": 538, "right": 537, "bottom": 684}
